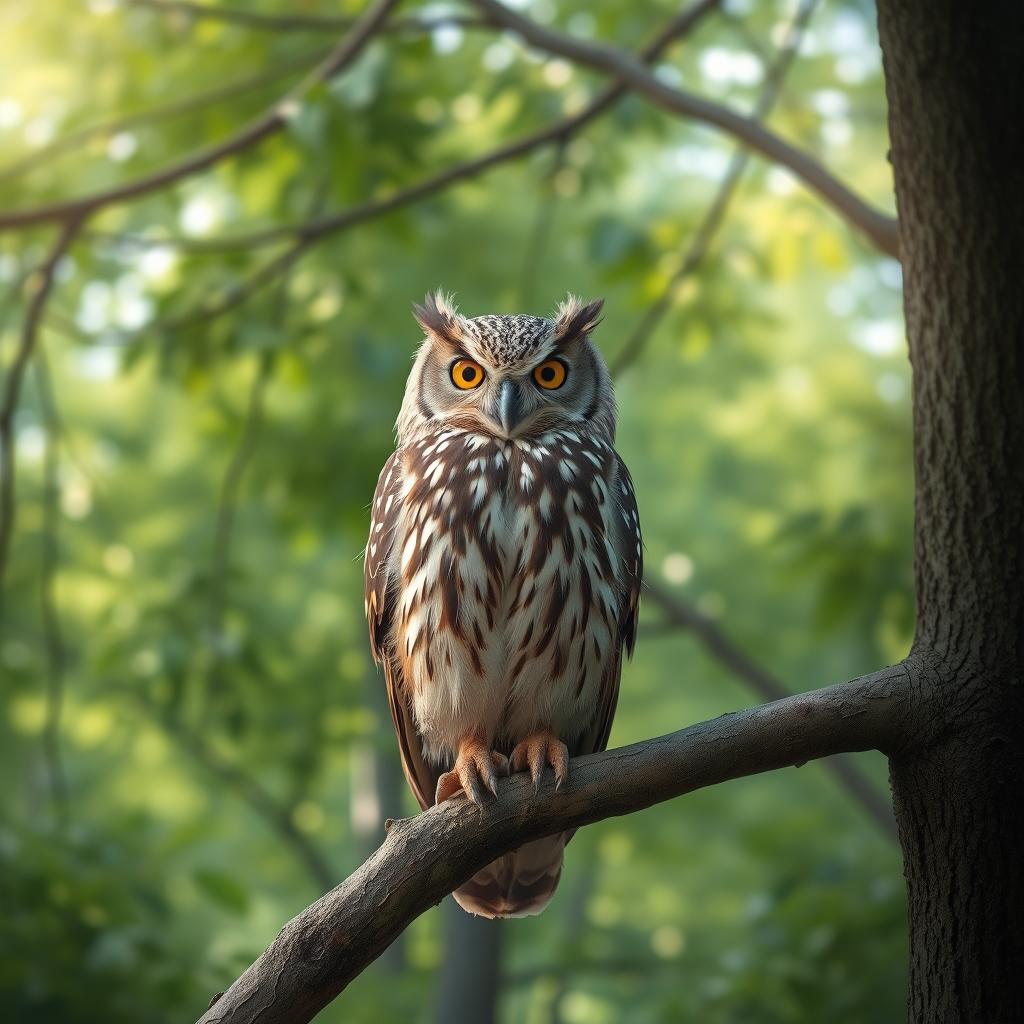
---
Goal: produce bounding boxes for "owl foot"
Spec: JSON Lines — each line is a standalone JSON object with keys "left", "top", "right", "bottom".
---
{"left": 435, "top": 738, "right": 509, "bottom": 807}
{"left": 510, "top": 729, "right": 569, "bottom": 794}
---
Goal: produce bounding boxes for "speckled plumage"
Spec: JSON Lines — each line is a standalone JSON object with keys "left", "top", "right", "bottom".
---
{"left": 365, "top": 292, "right": 641, "bottom": 918}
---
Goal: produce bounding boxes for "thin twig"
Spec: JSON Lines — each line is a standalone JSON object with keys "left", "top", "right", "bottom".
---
{"left": 150, "top": 703, "right": 337, "bottom": 892}
{"left": 604, "top": 1, "right": 896, "bottom": 839}
{"left": 0, "top": 47, "right": 332, "bottom": 186}
{"left": 125, "top": 0, "right": 492, "bottom": 35}
{"left": 643, "top": 580, "right": 896, "bottom": 838}
{"left": 82, "top": 1, "right": 723, "bottom": 340}
{"left": 610, "top": 0, "right": 819, "bottom": 377}
{"left": 471, "top": 0, "right": 899, "bottom": 257}
{"left": 206, "top": 350, "right": 272, "bottom": 661}
{"left": 0, "top": 216, "right": 83, "bottom": 615}
{"left": 517, "top": 141, "right": 568, "bottom": 306}
{"left": 0, "top": 0, "right": 400, "bottom": 231}
{"left": 34, "top": 350, "right": 69, "bottom": 824}
{"left": 78, "top": 0, "right": 723, "bottom": 256}
{"left": 180, "top": 243, "right": 337, "bottom": 889}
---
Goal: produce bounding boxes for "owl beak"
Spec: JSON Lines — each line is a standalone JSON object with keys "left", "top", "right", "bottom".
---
{"left": 498, "top": 378, "right": 525, "bottom": 436}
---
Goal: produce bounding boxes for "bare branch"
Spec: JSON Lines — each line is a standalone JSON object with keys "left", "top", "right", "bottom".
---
{"left": 471, "top": 0, "right": 899, "bottom": 258}
{"left": 610, "top": 0, "right": 818, "bottom": 377}
{"left": 0, "top": 47, "right": 332, "bottom": 187}
{"left": 517, "top": 142, "right": 568, "bottom": 305}
{"left": 605, "top": 1, "right": 895, "bottom": 840}
{"left": 0, "top": 0, "right": 400, "bottom": 232}
{"left": 0, "top": 216, "right": 82, "bottom": 611}
{"left": 33, "top": 350, "right": 69, "bottom": 824}
{"left": 81, "top": 0, "right": 724, "bottom": 258}
{"left": 206, "top": 351, "right": 272, "bottom": 650}
{"left": 125, "top": 0, "right": 493, "bottom": 35}
{"left": 197, "top": 667, "right": 909, "bottom": 1024}
{"left": 148, "top": 703, "right": 337, "bottom": 892}
{"left": 75, "top": 1, "right": 723, "bottom": 341}
{"left": 643, "top": 581, "right": 896, "bottom": 838}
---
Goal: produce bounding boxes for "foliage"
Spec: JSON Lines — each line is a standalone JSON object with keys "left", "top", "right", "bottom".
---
{"left": 0, "top": 0, "right": 909, "bottom": 1021}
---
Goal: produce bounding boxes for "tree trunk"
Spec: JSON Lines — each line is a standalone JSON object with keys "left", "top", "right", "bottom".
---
{"left": 432, "top": 901, "right": 504, "bottom": 1024}
{"left": 877, "top": 2, "right": 1024, "bottom": 1020}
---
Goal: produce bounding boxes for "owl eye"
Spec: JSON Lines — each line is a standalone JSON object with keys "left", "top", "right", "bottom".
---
{"left": 533, "top": 358, "right": 567, "bottom": 390}
{"left": 451, "top": 358, "right": 485, "bottom": 390}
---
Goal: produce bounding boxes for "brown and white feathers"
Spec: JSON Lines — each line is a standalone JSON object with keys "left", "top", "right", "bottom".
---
{"left": 365, "top": 291, "right": 641, "bottom": 918}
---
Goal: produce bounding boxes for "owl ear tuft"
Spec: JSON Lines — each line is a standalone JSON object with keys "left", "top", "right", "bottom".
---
{"left": 553, "top": 294, "right": 604, "bottom": 344}
{"left": 413, "top": 290, "right": 465, "bottom": 345}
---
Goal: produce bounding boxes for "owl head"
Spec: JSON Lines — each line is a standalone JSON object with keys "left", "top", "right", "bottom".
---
{"left": 396, "top": 291, "right": 615, "bottom": 444}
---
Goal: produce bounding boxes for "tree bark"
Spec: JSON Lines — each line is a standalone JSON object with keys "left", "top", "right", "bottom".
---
{"left": 196, "top": 671, "right": 908, "bottom": 1024}
{"left": 876, "top": 2, "right": 1024, "bottom": 1020}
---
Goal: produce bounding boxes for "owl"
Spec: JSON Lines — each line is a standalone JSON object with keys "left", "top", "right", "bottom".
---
{"left": 364, "top": 292, "right": 642, "bottom": 918}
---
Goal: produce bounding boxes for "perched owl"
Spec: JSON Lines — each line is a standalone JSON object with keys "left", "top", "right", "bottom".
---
{"left": 364, "top": 292, "right": 641, "bottom": 918}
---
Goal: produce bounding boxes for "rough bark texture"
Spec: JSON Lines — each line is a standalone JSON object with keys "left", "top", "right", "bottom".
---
{"left": 196, "top": 670, "right": 908, "bottom": 1023}
{"left": 877, "top": 2, "right": 1024, "bottom": 1020}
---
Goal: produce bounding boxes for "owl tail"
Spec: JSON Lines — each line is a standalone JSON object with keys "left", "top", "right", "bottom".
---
{"left": 452, "top": 833, "right": 566, "bottom": 919}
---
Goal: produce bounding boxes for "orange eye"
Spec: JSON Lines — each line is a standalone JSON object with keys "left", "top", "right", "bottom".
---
{"left": 533, "top": 359, "right": 567, "bottom": 390}
{"left": 451, "top": 359, "right": 485, "bottom": 390}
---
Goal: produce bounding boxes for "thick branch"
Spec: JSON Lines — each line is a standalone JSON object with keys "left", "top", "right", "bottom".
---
{"left": 0, "top": 0, "right": 398, "bottom": 231}
{"left": 472, "top": 0, "right": 899, "bottom": 257}
{"left": 644, "top": 581, "right": 896, "bottom": 838}
{"left": 198, "top": 667, "right": 909, "bottom": 1024}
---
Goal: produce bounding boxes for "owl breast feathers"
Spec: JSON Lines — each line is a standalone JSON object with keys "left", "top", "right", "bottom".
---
{"left": 364, "top": 292, "right": 641, "bottom": 918}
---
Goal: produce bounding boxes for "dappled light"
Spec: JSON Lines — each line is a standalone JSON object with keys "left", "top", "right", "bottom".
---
{"left": 8, "top": 0, "right": 1013, "bottom": 1022}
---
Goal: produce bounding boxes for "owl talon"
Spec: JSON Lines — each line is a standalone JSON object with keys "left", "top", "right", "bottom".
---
{"left": 435, "top": 741, "right": 508, "bottom": 807}
{"left": 510, "top": 729, "right": 569, "bottom": 794}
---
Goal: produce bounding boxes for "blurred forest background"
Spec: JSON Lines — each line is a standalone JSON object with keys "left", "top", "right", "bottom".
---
{"left": 0, "top": 0, "right": 911, "bottom": 1021}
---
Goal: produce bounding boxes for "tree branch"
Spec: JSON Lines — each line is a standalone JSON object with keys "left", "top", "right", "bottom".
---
{"left": 604, "top": 0, "right": 896, "bottom": 840}
{"left": 610, "top": 0, "right": 818, "bottom": 377}
{"left": 0, "top": 216, "right": 82, "bottom": 613}
{"left": 206, "top": 350, "right": 272, "bottom": 661}
{"left": 0, "top": 0, "right": 399, "bottom": 231}
{"left": 125, "top": 0, "right": 492, "bottom": 35}
{"left": 149, "top": 704, "right": 337, "bottom": 893}
{"left": 77, "top": 0, "right": 723, "bottom": 259}
{"left": 471, "top": 0, "right": 899, "bottom": 258}
{"left": 72, "top": 1, "right": 721, "bottom": 344}
{"left": 0, "top": 46, "right": 332, "bottom": 187}
{"left": 643, "top": 580, "right": 896, "bottom": 838}
{"left": 197, "top": 666, "right": 909, "bottom": 1024}
{"left": 34, "top": 350, "right": 69, "bottom": 825}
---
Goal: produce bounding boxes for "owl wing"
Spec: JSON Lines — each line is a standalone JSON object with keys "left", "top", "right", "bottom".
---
{"left": 612, "top": 454, "right": 643, "bottom": 660}
{"left": 365, "top": 450, "right": 439, "bottom": 811}
{"left": 576, "top": 452, "right": 643, "bottom": 757}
